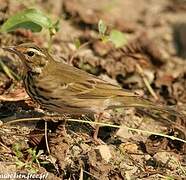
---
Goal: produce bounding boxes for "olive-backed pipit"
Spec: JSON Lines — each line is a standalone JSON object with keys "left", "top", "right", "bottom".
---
{"left": 3, "top": 43, "right": 183, "bottom": 140}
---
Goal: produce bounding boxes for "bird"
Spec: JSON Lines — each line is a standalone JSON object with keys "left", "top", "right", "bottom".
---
{"left": 2, "top": 43, "right": 184, "bottom": 141}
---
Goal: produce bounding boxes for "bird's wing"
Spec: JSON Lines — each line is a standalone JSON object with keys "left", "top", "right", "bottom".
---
{"left": 40, "top": 60, "right": 138, "bottom": 100}
{"left": 68, "top": 78, "right": 137, "bottom": 99}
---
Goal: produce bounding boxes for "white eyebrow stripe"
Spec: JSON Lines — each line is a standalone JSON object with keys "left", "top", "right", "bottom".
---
{"left": 27, "top": 48, "right": 46, "bottom": 57}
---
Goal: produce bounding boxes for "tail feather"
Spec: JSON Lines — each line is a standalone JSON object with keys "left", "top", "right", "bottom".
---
{"left": 112, "top": 96, "right": 185, "bottom": 120}
{"left": 107, "top": 96, "right": 186, "bottom": 138}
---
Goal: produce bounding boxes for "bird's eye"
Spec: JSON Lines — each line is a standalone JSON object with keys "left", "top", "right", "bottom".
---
{"left": 27, "top": 51, "right": 35, "bottom": 57}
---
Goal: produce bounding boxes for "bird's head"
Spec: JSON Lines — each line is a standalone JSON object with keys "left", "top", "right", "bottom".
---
{"left": 3, "top": 43, "right": 49, "bottom": 74}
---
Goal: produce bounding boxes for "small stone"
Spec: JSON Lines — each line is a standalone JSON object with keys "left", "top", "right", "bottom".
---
{"left": 153, "top": 152, "right": 180, "bottom": 170}
{"left": 116, "top": 127, "right": 134, "bottom": 139}
{"left": 144, "top": 154, "right": 152, "bottom": 161}
{"left": 96, "top": 145, "right": 112, "bottom": 162}
{"left": 153, "top": 151, "right": 170, "bottom": 164}
{"left": 119, "top": 142, "right": 139, "bottom": 154}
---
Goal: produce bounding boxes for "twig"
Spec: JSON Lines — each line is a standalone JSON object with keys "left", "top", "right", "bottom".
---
{"left": 83, "top": 170, "right": 100, "bottom": 180}
{"left": 79, "top": 166, "right": 83, "bottom": 180}
{"left": 0, "top": 59, "right": 20, "bottom": 80}
{"left": 0, "top": 141, "right": 12, "bottom": 153}
{"left": 136, "top": 63, "right": 158, "bottom": 100}
{"left": 69, "top": 41, "right": 91, "bottom": 64}
{"left": 44, "top": 121, "right": 50, "bottom": 154}
{"left": 3, "top": 117, "right": 186, "bottom": 144}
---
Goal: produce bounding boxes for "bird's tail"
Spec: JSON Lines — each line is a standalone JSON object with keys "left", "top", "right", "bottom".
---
{"left": 111, "top": 96, "right": 185, "bottom": 120}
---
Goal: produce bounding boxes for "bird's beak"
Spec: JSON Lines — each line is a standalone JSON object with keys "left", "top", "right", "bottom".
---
{"left": 2, "top": 46, "right": 24, "bottom": 59}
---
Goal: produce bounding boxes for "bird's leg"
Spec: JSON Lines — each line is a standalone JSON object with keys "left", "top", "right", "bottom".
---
{"left": 93, "top": 112, "right": 110, "bottom": 142}
{"left": 93, "top": 124, "right": 100, "bottom": 142}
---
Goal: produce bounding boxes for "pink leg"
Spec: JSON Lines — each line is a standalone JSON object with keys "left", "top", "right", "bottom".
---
{"left": 93, "top": 112, "right": 110, "bottom": 142}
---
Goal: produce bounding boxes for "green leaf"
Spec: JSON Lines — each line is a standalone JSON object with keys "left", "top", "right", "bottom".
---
{"left": 12, "top": 143, "right": 23, "bottom": 159}
{"left": 53, "top": 19, "right": 60, "bottom": 32}
{"left": 74, "top": 38, "right": 81, "bottom": 49}
{"left": 101, "top": 35, "right": 110, "bottom": 43}
{"left": 0, "top": 8, "right": 53, "bottom": 33}
{"left": 109, "top": 29, "right": 127, "bottom": 48}
{"left": 98, "top": 19, "right": 107, "bottom": 35}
